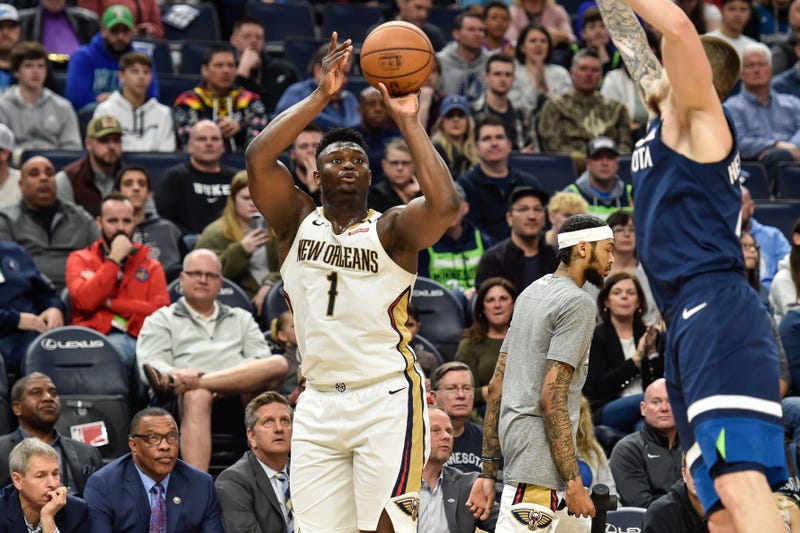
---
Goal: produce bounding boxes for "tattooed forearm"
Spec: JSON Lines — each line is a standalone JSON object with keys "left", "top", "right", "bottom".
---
{"left": 595, "top": 0, "right": 662, "bottom": 111}
{"left": 480, "top": 352, "right": 507, "bottom": 479}
{"left": 540, "top": 360, "right": 579, "bottom": 482}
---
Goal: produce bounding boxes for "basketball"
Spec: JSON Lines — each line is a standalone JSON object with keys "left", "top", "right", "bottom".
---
{"left": 359, "top": 21, "right": 435, "bottom": 97}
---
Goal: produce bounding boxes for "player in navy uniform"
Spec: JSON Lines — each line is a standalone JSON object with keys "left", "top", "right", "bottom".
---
{"left": 245, "top": 32, "right": 460, "bottom": 533}
{"left": 595, "top": 0, "right": 788, "bottom": 532}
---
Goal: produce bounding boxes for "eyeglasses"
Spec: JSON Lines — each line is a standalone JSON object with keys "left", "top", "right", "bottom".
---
{"left": 612, "top": 226, "right": 635, "bottom": 235}
{"left": 437, "top": 385, "right": 474, "bottom": 395}
{"left": 183, "top": 271, "right": 221, "bottom": 281}
{"left": 131, "top": 432, "right": 180, "bottom": 446}
{"left": 742, "top": 243, "right": 759, "bottom": 251}
{"left": 385, "top": 160, "right": 413, "bottom": 167}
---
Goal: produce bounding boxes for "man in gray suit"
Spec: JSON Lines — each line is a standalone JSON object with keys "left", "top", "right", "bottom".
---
{"left": 420, "top": 406, "right": 498, "bottom": 532}
{"left": 0, "top": 372, "right": 103, "bottom": 496}
{"left": 215, "top": 391, "right": 293, "bottom": 533}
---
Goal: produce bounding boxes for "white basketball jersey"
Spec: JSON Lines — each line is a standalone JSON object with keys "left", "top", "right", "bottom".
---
{"left": 281, "top": 207, "right": 418, "bottom": 386}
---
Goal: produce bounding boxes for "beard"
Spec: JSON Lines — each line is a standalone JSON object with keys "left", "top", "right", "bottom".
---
{"left": 584, "top": 249, "right": 606, "bottom": 288}
{"left": 103, "top": 230, "right": 128, "bottom": 249}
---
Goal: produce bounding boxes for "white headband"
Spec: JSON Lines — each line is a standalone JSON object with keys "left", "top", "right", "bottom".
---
{"left": 557, "top": 226, "right": 614, "bottom": 250}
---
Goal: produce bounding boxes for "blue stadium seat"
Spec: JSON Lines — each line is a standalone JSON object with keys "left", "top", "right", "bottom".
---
{"left": 742, "top": 162, "right": 771, "bottom": 200}
{"left": 121, "top": 152, "right": 189, "bottom": 192}
{"left": 753, "top": 200, "right": 800, "bottom": 240}
{"left": 21, "top": 150, "right": 83, "bottom": 171}
{"left": 617, "top": 154, "right": 632, "bottom": 185}
{"left": 322, "top": 4, "right": 384, "bottom": 44}
{"left": 779, "top": 163, "right": 800, "bottom": 200}
{"left": 22, "top": 326, "right": 130, "bottom": 460}
{"left": 412, "top": 277, "right": 466, "bottom": 362}
{"left": 605, "top": 507, "right": 647, "bottom": 531}
{"left": 157, "top": 74, "right": 201, "bottom": 106}
{"left": 168, "top": 277, "right": 255, "bottom": 314}
{"left": 134, "top": 39, "right": 174, "bottom": 75}
{"left": 283, "top": 37, "right": 327, "bottom": 75}
{"left": 246, "top": 1, "right": 317, "bottom": 53}
{"left": 428, "top": 6, "right": 460, "bottom": 37}
{"left": 162, "top": 2, "right": 222, "bottom": 42}
{"left": 345, "top": 76, "right": 370, "bottom": 98}
{"left": 414, "top": 334, "right": 444, "bottom": 367}
{"left": 0, "top": 354, "right": 9, "bottom": 435}
{"left": 220, "top": 152, "right": 246, "bottom": 170}
{"left": 508, "top": 153, "right": 577, "bottom": 196}
{"left": 178, "top": 40, "right": 232, "bottom": 76}
{"left": 262, "top": 279, "right": 289, "bottom": 329}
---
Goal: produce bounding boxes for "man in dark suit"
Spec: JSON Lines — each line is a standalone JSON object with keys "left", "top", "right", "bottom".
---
{"left": 0, "top": 438, "right": 89, "bottom": 533}
{"left": 419, "top": 406, "right": 498, "bottom": 532}
{"left": 0, "top": 372, "right": 102, "bottom": 496}
{"left": 83, "top": 407, "right": 223, "bottom": 533}
{"left": 215, "top": 391, "right": 293, "bottom": 533}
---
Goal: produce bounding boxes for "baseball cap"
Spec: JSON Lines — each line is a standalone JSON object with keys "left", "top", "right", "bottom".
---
{"left": 87, "top": 115, "right": 123, "bottom": 138}
{"left": 0, "top": 4, "right": 19, "bottom": 23}
{"left": 507, "top": 186, "right": 550, "bottom": 211}
{"left": 439, "top": 95, "right": 471, "bottom": 118}
{"left": 586, "top": 136, "right": 619, "bottom": 158}
{"left": 0, "top": 123, "right": 14, "bottom": 152}
{"left": 102, "top": 4, "right": 134, "bottom": 30}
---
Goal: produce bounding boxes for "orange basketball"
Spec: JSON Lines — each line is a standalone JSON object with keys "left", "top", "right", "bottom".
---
{"left": 359, "top": 21, "right": 435, "bottom": 96}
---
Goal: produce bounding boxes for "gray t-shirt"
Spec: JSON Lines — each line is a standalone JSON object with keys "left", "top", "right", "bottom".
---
{"left": 499, "top": 274, "right": 596, "bottom": 490}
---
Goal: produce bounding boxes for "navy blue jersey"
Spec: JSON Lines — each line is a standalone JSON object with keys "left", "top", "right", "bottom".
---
{"left": 633, "top": 114, "right": 744, "bottom": 321}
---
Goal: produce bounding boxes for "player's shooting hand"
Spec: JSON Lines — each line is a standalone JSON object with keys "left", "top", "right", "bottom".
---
{"left": 376, "top": 83, "right": 419, "bottom": 124}
{"left": 318, "top": 32, "right": 353, "bottom": 98}
{"left": 466, "top": 477, "right": 495, "bottom": 520}
{"left": 565, "top": 479, "right": 595, "bottom": 519}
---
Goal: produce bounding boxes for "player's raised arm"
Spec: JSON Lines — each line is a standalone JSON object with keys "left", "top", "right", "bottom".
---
{"left": 375, "top": 84, "right": 460, "bottom": 255}
{"left": 246, "top": 33, "right": 353, "bottom": 254}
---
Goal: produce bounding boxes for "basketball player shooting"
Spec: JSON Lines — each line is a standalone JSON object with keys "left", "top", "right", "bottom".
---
{"left": 245, "top": 32, "right": 460, "bottom": 533}
{"left": 594, "top": 0, "right": 788, "bottom": 531}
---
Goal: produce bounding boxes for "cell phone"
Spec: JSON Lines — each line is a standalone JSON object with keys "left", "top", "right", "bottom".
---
{"left": 250, "top": 213, "right": 269, "bottom": 232}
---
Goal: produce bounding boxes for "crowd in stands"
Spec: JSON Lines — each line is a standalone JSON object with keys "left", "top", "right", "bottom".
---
{"left": 3, "top": 0, "right": 800, "bottom": 530}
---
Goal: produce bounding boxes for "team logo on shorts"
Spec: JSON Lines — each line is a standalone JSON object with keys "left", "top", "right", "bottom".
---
{"left": 511, "top": 509, "right": 553, "bottom": 530}
{"left": 394, "top": 496, "right": 419, "bottom": 521}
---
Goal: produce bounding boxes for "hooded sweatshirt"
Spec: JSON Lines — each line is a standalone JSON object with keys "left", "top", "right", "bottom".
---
{"left": 0, "top": 85, "right": 82, "bottom": 151}
{"left": 435, "top": 41, "right": 488, "bottom": 102}
{"left": 566, "top": 170, "right": 632, "bottom": 219}
{"left": 93, "top": 91, "right": 176, "bottom": 152}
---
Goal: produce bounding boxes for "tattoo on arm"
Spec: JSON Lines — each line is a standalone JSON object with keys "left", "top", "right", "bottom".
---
{"left": 595, "top": 0, "right": 662, "bottom": 112}
{"left": 481, "top": 352, "right": 507, "bottom": 479}
{"left": 541, "top": 360, "right": 580, "bottom": 482}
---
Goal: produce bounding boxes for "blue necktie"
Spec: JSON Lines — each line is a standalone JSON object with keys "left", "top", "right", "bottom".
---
{"left": 149, "top": 483, "right": 167, "bottom": 533}
{"left": 275, "top": 471, "right": 293, "bottom": 527}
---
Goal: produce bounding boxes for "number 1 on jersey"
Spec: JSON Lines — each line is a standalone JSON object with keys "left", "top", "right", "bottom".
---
{"left": 326, "top": 272, "right": 338, "bottom": 316}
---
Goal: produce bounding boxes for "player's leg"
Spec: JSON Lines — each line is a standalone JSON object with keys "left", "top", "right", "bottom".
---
{"left": 179, "top": 388, "right": 214, "bottom": 471}
{"left": 711, "top": 469, "right": 782, "bottom": 533}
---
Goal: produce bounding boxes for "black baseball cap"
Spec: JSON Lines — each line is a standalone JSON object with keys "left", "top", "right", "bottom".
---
{"left": 586, "top": 136, "right": 620, "bottom": 158}
{"left": 507, "top": 186, "right": 550, "bottom": 211}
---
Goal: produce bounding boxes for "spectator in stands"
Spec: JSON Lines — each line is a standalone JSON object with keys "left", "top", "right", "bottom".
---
{"left": 18, "top": 0, "right": 98, "bottom": 60}
{"left": 459, "top": 116, "right": 543, "bottom": 242}
{"left": 0, "top": 4, "right": 20, "bottom": 94}
{"left": 274, "top": 44, "right": 360, "bottom": 131}
{"left": 83, "top": 407, "right": 223, "bottom": 531}
{"left": 742, "top": 231, "right": 773, "bottom": 311}
{"left": 354, "top": 86, "right": 400, "bottom": 184}
{"left": 677, "top": 0, "right": 722, "bottom": 35}
{"left": 772, "top": 35, "right": 800, "bottom": 97}
{"left": 568, "top": 7, "right": 620, "bottom": 75}
{"left": 269, "top": 310, "right": 300, "bottom": 402}
{"left": 419, "top": 55, "right": 445, "bottom": 133}
{"left": 0, "top": 41, "right": 81, "bottom": 151}
{"left": 215, "top": 392, "right": 294, "bottom": 533}
{"left": 0, "top": 240, "right": 63, "bottom": 377}
{"left": 584, "top": 272, "right": 663, "bottom": 434}
{"left": 419, "top": 406, "right": 498, "bottom": 532}
{"left": 137, "top": 249, "right": 288, "bottom": 471}
{"left": 482, "top": 1, "right": 514, "bottom": 55}
{"left": 395, "top": 0, "right": 446, "bottom": 51}
{"left": 726, "top": 43, "right": 800, "bottom": 195}
{"left": 609, "top": 378, "right": 682, "bottom": 508}
{"left": 741, "top": 185, "right": 791, "bottom": 290}
{"left": 544, "top": 191, "right": 589, "bottom": 250}
{"left": 367, "top": 137, "right": 421, "bottom": 213}
{"left": 455, "top": 277, "right": 516, "bottom": 412}
{"left": 55, "top": 115, "right": 123, "bottom": 217}
{"left": 506, "top": 0, "right": 576, "bottom": 46}
{"left": 65, "top": 192, "right": 169, "bottom": 370}
{"left": 771, "top": 218, "right": 800, "bottom": 321}
{"left": 643, "top": 453, "right": 708, "bottom": 532}
{"left": 64, "top": 5, "right": 158, "bottom": 111}
{"left": 471, "top": 53, "right": 535, "bottom": 152}
{"left": 601, "top": 63, "right": 652, "bottom": 142}
{"left": 115, "top": 165, "right": 184, "bottom": 282}
{"left": 431, "top": 362, "right": 483, "bottom": 475}
{"left": 0, "top": 156, "right": 99, "bottom": 290}
{"left": 93, "top": 51, "right": 175, "bottom": 152}
{"left": 404, "top": 303, "right": 438, "bottom": 380}
{"left": 436, "top": 12, "right": 489, "bottom": 102}
{"left": 77, "top": 0, "right": 162, "bottom": 38}
{"left": 0, "top": 124, "right": 19, "bottom": 208}
{"left": 706, "top": 0, "right": 758, "bottom": 56}
{"left": 509, "top": 24, "right": 572, "bottom": 116}
{"left": 538, "top": 49, "right": 632, "bottom": 165}
{"left": 155, "top": 120, "right": 239, "bottom": 235}
{"left": 431, "top": 94, "right": 479, "bottom": 180}
{"left": 230, "top": 16, "right": 298, "bottom": 115}
{"left": 770, "top": 0, "right": 800, "bottom": 75}
{"left": 474, "top": 185, "right": 556, "bottom": 289}
{"left": 288, "top": 123, "right": 322, "bottom": 205}
{"left": 0, "top": 439, "right": 89, "bottom": 533}
{"left": 756, "top": 0, "right": 792, "bottom": 42}
{"left": 174, "top": 45, "right": 267, "bottom": 153}
{"left": 565, "top": 136, "right": 632, "bottom": 218}
{"left": 418, "top": 182, "right": 491, "bottom": 296}
{"left": 576, "top": 395, "right": 617, "bottom": 493}
{"left": 0, "top": 373, "right": 103, "bottom": 497}
{"left": 196, "top": 170, "right": 280, "bottom": 309}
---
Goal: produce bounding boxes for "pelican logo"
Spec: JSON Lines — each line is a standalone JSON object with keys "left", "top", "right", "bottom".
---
{"left": 511, "top": 509, "right": 553, "bottom": 530}
{"left": 378, "top": 54, "right": 404, "bottom": 72}
{"left": 41, "top": 339, "right": 104, "bottom": 350}
{"left": 394, "top": 496, "right": 419, "bottom": 521}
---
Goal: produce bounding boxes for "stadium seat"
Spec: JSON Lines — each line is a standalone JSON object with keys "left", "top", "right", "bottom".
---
{"left": 123, "top": 152, "right": 189, "bottom": 191}
{"left": 605, "top": 507, "right": 647, "bottom": 531}
{"left": 157, "top": 73, "right": 201, "bottom": 106}
{"left": 59, "top": 287, "right": 71, "bottom": 325}
{"left": 22, "top": 326, "right": 130, "bottom": 460}
{"left": 283, "top": 37, "right": 327, "bottom": 75}
{"left": 21, "top": 150, "right": 82, "bottom": 171}
{"left": 134, "top": 39, "right": 174, "bottom": 75}
{"left": 428, "top": 6, "right": 460, "bottom": 37}
{"left": 508, "top": 153, "right": 577, "bottom": 196}
{"left": 162, "top": 2, "right": 222, "bottom": 42}
{"left": 617, "top": 154, "right": 632, "bottom": 185}
{"left": 178, "top": 40, "right": 232, "bottom": 75}
{"left": 246, "top": 1, "right": 317, "bottom": 53}
{"left": 345, "top": 76, "right": 370, "bottom": 97}
{"left": 168, "top": 277, "right": 255, "bottom": 314}
{"left": 411, "top": 277, "right": 466, "bottom": 362}
{"left": 779, "top": 162, "right": 800, "bottom": 200}
{"left": 414, "top": 334, "right": 444, "bottom": 367}
{"left": 220, "top": 152, "right": 246, "bottom": 170}
{"left": 0, "top": 354, "right": 10, "bottom": 435}
{"left": 322, "top": 4, "right": 384, "bottom": 45}
{"left": 262, "top": 279, "right": 289, "bottom": 329}
{"left": 742, "top": 162, "right": 771, "bottom": 200}
{"left": 753, "top": 200, "right": 800, "bottom": 240}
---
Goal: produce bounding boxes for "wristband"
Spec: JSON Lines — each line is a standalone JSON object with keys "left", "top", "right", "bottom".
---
{"left": 478, "top": 473, "right": 496, "bottom": 479}
{"left": 481, "top": 456, "right": 501, "bottom": 462}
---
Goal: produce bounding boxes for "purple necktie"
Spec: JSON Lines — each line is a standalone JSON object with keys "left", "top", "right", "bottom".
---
{"left": 149, "top": 483, "right": 167, "bottom": 533}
